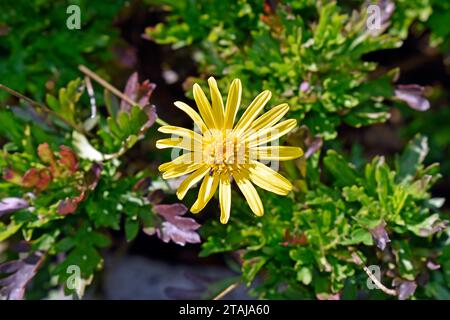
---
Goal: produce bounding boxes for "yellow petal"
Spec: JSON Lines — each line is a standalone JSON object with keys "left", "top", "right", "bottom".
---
{"left": 250, "top": 103, "right": 289, "bottom": 131}
{"left": 162, "top": 162, "right": 204, "bottom": 179}
{"left": 234, "top": 171, "right": 263, "bottom": 217}
{"left": 234, "top": 90, "right": 271, "bottom": 133}
{"left": 193, "top": 83, "right": 217, "bottom": 129}
{"left": 254, "top": 146, "right": 304, "bottom": 161}
{"left": 247, "top": 119, "right": 297, "bottom": 147}
{"left": 156, "top": 137, "right": 196, "bottom": 151}
{"left": 174, "top": 101, "right": 208, "bottom": 133}
{"left": 224, "top": 79, "right": 242, "bottom": 129}
{"left": 191, "top": 173, "right": 219, "bottom": 213}
{"left": 247, "top": 161, "right": 293, "bottom": 195}
{"left": 219, "top": 174, "right": 231, "bottom": 224}
{"left": 158, "top": 152, "right": 195, "bottom": 172}
{"left": 176, "top": 165, "right": 210, "bottom": 200}
{"left": 158, "top": 125, "right": 203, "bottom": 143}
{"left": 208, "top": 77, "right": 225, "bottom": 129}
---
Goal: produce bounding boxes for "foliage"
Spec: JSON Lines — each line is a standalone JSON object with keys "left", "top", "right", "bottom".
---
{"left": 147, "top": 0, "right": 436, "bottom": 140}
{"left": 0, "top": 0, "right": 126, "bottom": 101}
{"left": 148, "top": 0, "right": 450, "bottom": 300}
{"left": 0, "top": 77, "right": 199, "bottom": 298}
{"left": 200, "top": 136, "right": 448, "bottom": 299}
{"left": 0, "top": 0, "right": 449, "bottom": 300}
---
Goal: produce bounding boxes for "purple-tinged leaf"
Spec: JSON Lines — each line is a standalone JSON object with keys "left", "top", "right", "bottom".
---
{"left": 0, "top": 251, "right": 45, "bottom": 300}
{"left": 426, "top": 260, "right": 440, "bottom": 270}
{"left": 299, "top": 81, "right": 310, "bottom": 93}
{"left": 367, "top": 0, "right": 396, "bottom": 36}
{"left": 12, "top": 105, "right": 51, "bottom": 130}
{"left": 132, "top": 177, "right": 152, "bottom": 193}
{"left": 10, "top": 241, "right": 31, "bottom": 254}
{"left": 85, "top": 163, "right": 103, "bottom": 191}
{"left": 316, "top": 292, "right": 340, "bottom": 300}
{"left": 144, "top": 203, "right": 201, "bottom": 246}
{"left": 155, "top": 204, "right": 200, "bottom": 229}
{"left": 304, "top": 136, "right": 323, "bottom": 159}
{"left": 379, "top": 0, "right": 396, "bottom": 23}
{"left": 159, "top": 222, "right": 201, "bottom": 245}
{"left": 143, "top": 105, "right": 157, "bottom": 130}
{"left": 148, "top": 189, "right": 165, "bottom": 204}
{"left": 408, "top": 214, "right": 448, "bottom": 237}
{"left": 393, "top": 279, "right": 417, "bottom": 300}
{"left": 120, "top": 72, "right": 156, "bottom": 112}
{"left": 370, "top": 221, "right": 390, "bottom": 250}
{"left": 0, "top": 197, "right": 29, "bottom": 217}
{"left": 395, "top": 84, "right": 430, "bottom": 111}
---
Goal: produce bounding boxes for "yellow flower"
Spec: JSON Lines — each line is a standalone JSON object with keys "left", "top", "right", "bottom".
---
{"left": 156, "top": 77, "right": 303, "bottom": 224}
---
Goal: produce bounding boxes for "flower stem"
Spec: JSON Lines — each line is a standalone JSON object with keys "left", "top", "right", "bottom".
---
{"left": 78, "top": 65, "right": 169, "bottom": 126}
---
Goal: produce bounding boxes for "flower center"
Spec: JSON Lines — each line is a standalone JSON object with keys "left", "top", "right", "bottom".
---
{"left": 203, "top": 131, "right": 244, "bottom": 171}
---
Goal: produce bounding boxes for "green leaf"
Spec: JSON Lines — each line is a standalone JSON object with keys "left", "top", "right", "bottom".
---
{"left": 125, "top": 219, "right": 139, "bottom": 242}
{"left": 341, "top": 228, "right": 373, "bottom": 246}
{"left": 0, "top": 221, "right": 22, "bottom": 241}
{"left": 324, "top": 150, "right": 359, "bottom": 187}
{"left": 242, "top": 256, "right": 268, "bottom": 286}
{"left": 46, "top": 79, "right": 83, "bottom": 126}
{"left": 396, "top": 135, "right": 429, "bottom": 182}
{"left": 297, "top": 267, "right": 313, "bottom": 285}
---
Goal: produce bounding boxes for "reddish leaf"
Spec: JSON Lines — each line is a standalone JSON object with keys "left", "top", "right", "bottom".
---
{"left": 58, "top": 146, "right": 78, "bottom": 173}
{"left": 281, "top": 229, "right": 308, "bottom": 246}
{"left": 59, "top": 192, "right": 85, "bottom": 215}
{"left": 21, "top": 169, "right": 39, "bottom": 188}
{"left": 395, "top": 84, "right": 430, "bottom": 111}
{"left": 2, "top": 168, "right": 22, "bottom": 184}
{"left": 0, "top": 197, "right": 29, "bottom": 217}
{"left": 57, "top": 163, "right": 102, "bottom": 216}
{"left": 22, "top": 168, "right": 52, "bottom": 191}
{"left": 57, "top": 198, "right": 79, "bottom": 215}
{"left": 144, "top": 203, "right": 201, "bottom": 246}
{"left": 0, "top": 252, "right": 45, "bottom": 300}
